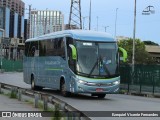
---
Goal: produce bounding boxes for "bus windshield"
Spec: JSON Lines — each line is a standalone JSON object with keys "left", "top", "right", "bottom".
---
{"left": 76, "top": 41, "right": 119, "bottom": 78}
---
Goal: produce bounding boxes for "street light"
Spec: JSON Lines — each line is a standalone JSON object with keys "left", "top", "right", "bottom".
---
{"left": 89, "top": 0, "right": 91, "bottom": 30}
{"left": 132, "top": 0, "right": 136, "bottom": 73}
{"left": 96, "top": 16, "right": 99, "bottom": 31}
{"left": 82, "top": 16, "right": 88, "bottom": 30}
{"left": 103, "top": 26, "right": 109, "bottom": 32}
{"left": 114, "top": 8, "right": 118, "bottom": 41}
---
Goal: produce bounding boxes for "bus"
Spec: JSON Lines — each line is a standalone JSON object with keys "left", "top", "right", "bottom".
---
{"left": 23, "top": 30, "right": 127, "bottom": 98}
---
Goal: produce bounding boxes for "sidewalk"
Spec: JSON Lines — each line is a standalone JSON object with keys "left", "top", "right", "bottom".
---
{"left": 0, "top": 94, "right": 51, "bottom": 120}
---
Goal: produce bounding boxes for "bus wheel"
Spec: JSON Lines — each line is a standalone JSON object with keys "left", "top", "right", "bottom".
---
{"left": 60, "top": 80, "right": 70, "bottom": 97}
{"left": 31, "top": 76, "right": 37, "bottom": 90}
{"left": 31, "top": 76, "right": 42, "bottom": 90}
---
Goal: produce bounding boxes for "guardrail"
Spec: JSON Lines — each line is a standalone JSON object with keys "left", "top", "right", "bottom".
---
{"left": 0, "top": 82, "right": 91, "bottom": 120}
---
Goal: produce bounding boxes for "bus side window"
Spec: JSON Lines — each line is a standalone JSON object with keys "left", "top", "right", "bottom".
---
{"left": 58, "top": 37, "right": 65, "bottom": 58}
{"left": 28, "top": 41, "right": 38, "bottom": 57}
{"left": 46, "top": 39, "right": 55, "bottom": 56}
{"left": 39, "top": 40, "right": 46, "bottom": 56}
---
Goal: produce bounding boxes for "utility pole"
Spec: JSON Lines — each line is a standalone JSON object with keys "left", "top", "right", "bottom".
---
{"left": 69, "top": 0, "right": 82, "bottom": 29}
{"left": 89, "top": 0, "right": 91, "bottom": 30}
{"left": 96, "top": 16, "right": 98, "bottom": 31}
{"left": 132, "top": 0, "right": 136, "bottom": 73}
{"left": 114, "top": 8, "right": 118, "bottom": 41}
{"left": 82, "top": 16, "right": 88, "bottom": 30}
{"left": 103, "top": 26, "right": 109, "bottom": 32}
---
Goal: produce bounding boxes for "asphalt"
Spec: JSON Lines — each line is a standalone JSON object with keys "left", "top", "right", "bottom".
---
{"left": 0, "top": 94, "right": 51, "bottom": 120}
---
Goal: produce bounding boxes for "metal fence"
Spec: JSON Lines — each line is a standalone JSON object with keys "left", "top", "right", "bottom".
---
{"left": 1, "top": 59, "right": 160, "bottom": 94}
{"left": 1, "top": 59, "right": 23, "bottom": 72}
{"left": 120, "top": 64, "right": 160, "bottom": 94}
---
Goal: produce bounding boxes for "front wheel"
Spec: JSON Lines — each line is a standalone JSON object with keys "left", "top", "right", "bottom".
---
{"left": 31, "top": 76, "right": 42, "bottom": 90}
{"left": 60, "top": 81, "right": 70, "bottom": 97}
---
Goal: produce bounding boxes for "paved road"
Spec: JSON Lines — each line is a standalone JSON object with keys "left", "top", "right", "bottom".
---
{"left": 0, "top": 72, "right": 160, "bottom": 120}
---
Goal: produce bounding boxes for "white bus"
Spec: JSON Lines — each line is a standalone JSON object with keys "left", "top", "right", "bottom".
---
{"left": 23, "top": 30, "right": 127, "bottom": 98}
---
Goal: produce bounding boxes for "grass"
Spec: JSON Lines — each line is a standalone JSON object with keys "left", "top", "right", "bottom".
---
{"left": 10, "top": 89, "right": 17, "bottom": 99}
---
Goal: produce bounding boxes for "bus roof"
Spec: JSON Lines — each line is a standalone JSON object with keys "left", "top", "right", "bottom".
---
{"left": 26, "top": 30, "right": 115, "bottom": 42}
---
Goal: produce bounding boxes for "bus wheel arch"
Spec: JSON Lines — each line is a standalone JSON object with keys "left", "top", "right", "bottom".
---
{"left": 60, "top": 77, "right": 70, "bottom": 97}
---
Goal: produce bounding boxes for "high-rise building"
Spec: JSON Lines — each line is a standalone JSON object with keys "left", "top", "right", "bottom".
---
{"left": 0, "top": 0, "right": 24, "bottom": 16}
{"left": 0, "top": 7, "right": 10, "bottom": 37}
{"left": 0, "top": 0, "right": 25, "bottom": 60}
{"left": 0, "top": 0, "right": 24, "bottom": 38}
{"left": 30, "top": 10, "right": 64, "bottom": 38}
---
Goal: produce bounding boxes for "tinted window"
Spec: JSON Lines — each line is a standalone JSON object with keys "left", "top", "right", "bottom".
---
{"left": 25, "top": 41, "right": 38, "bottom": 57}
{"left": 39, "top": 40, "right": 46, "bottom": 56}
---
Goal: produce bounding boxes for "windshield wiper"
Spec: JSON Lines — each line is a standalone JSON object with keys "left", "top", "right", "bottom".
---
{"left": 88, "top": 58, "right": 98, "bottom": 77}
{"left": 99, "top": 56, "right": 111, "bottom": 76}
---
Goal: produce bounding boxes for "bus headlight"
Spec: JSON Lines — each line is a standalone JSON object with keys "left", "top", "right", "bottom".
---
{"left": 78, "top": 80, "right": 88, "bottom": 84}
{"left": 113, "top": 80, "right": 120, "bottom": 85}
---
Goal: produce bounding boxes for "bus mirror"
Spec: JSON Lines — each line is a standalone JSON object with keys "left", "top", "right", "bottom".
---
{"left": 69, "top": 44, "right": 77, "bottom": 60}
{"left": 119, "top": 47, "right": 127, "bottom": 62}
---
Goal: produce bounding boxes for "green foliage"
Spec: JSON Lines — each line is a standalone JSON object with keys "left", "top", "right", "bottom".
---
{"left": 118, "top": 38, "right": 154, "bottom": 64}
{"left": 52, "top": 104, "right": 62, "bottom": 120}
{"left": 10, "top": 90, "right": 17, "bottom": 99}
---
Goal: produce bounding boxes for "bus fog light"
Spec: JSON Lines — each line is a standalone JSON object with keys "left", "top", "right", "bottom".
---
{"left": 78, "top": 86, "right": 84, "bottom": 91}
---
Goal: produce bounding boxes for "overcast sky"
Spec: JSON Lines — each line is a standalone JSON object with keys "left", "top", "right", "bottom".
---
{"left": 22, "top": 0, "right": 160, "bottom": 44}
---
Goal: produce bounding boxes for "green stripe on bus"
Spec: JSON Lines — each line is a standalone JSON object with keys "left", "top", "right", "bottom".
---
{"left": 77, "top": 75, "right": 120, "bottom": 80}
{"left": 45, "top": 68, "right": 63, "bottom": 71}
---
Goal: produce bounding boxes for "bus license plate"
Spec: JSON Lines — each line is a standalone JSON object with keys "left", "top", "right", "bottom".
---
{"left": 96, "top": 88, "right": 103, "bottom": 92}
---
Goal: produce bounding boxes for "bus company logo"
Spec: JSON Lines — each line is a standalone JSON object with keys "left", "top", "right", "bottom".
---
{"left": 2, "top": 112, "right": 11, "bottom": 117}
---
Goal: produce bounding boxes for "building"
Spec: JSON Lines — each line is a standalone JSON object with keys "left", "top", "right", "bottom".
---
{"left": 30, "top": 10, "right": 64, "bottom": 38}
{"left": 0, "top": 0, "right": 25, "bottom": 60}
{"left": 0, "top": 0, "right": 24, "bottom": 38}
{"left": 0, "top": 7, "right": 10, "bottom": 37}
{"left": 145, "top": 45, "right": 160, "bottom": 63}
{"left": 0, "top": 0, "right": 24, "bottom": 16}
{"left": 116, "top": 36, "right": 130, "bottom": 41}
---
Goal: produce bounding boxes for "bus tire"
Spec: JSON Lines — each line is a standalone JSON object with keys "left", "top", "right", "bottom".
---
{"left": 31, "top": 76, "right": 43, "bottom": 90}
{"left": 31, "top": 75, "right": 38, "bottom": 90}
{"left": 60, "top": 80, "right": 70, "bottom": 97}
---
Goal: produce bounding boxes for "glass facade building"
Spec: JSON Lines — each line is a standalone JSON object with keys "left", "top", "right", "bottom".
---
{"left": 30, "top": 10, "right": 64, "bottom": 38}
{"left": 14, "top": 12, "right": 18, "bottom": 38}
{"left": 0, "top": 0, "right": 25, "bottom": 39}
{"left": 5, "top": 7, "right": 10, "bottom": 37}
{"left": 0, "top": 7, "right": 10, "bottom": 38}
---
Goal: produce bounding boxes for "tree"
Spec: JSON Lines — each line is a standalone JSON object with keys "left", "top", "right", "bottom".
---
{"left": 118, "top": 38, "right": 154, "bottom": 64}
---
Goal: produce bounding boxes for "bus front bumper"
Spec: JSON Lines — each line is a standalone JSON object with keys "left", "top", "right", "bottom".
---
{"left": 75, "top": 83, "right": 120, "bottom": 94}
{"left": 69, "top": 76, "right": 120, "bottom": 94}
